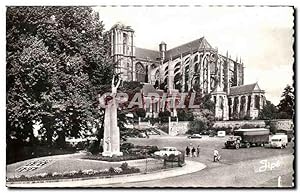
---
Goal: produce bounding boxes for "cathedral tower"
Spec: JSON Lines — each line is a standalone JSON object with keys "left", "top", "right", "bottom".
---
{"left": 110, "top": 23, "right": 136, "bottom": 81}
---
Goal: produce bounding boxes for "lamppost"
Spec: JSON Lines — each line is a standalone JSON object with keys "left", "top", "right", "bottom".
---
{"left": 145, "top": 152, "right": 148, "bottom": 174}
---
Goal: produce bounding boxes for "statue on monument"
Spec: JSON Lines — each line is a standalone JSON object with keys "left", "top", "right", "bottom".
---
{"left": 101, "top": 75, "right": 123, "bottom": 157}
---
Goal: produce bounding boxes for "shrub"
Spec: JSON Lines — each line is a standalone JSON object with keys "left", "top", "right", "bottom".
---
{"left": 244, "top": 115, "right": 252, "bottom": 120}
{"left": 241, "top": 124, "right": 253, "bottom": 129}
{"left": 120, "top": 162, "right": 129, "bottom": 171}
{"left": 187, "top": 119, "right": 207, "bottom": 134}
{"left": 159, "top": 111, "right": 171, "bottom": 123}
{"left": 7, "top": 165, "right": 142, "bottom": 182}
{"left": 87, "top": 140, "right": 101, "bottom": 155}
{"left": 148, "top": 146, "right": 159, "bottom": 154}
{"left": 135, "top": 108, "right": 146, "bottom": 118}
{"left": 109, "top": 167, "right": 116, "bottom": 174}
{"left": 120, "top": 142, "right": 135, "bottom": 153}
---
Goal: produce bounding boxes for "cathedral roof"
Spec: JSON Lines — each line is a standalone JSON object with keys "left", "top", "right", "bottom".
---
{"left": 135, "top": 47, "right": 160, "bottom": 62}
{"left": 229, "top": 83, "right": 264, "bottom": 96}
{"left": 165, "top": 37, "right": 213, "bottom": 60}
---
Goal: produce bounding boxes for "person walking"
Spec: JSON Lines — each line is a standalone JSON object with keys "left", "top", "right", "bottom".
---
{"left": 196, "top": 145, "right": 200, "bottom": 157}
{"left": 191, "top": 147, "right": 196, "bottom": 157}
{"left": 186, "top": 146, "right": 190, "bottom": 157}
{"left": 213, "top": 149, "right": 220, "bottom": 162}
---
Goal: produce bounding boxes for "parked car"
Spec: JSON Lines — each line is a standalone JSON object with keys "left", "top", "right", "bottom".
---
{"left": 154, "top": 147, "right": 181, "bottom": 157}
{"left": 200, "top": 130, "right": 209, "bottom": 135}
{"left": 188, "top": 134, "right": 202, "bottom": 139}
{"left": 270, "top": 134, "right": 288, "bottom": 148}
{"left": 217, "top": 131, "right": 226, "bottom": 137}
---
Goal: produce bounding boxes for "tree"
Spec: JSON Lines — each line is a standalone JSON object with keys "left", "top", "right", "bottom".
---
{"left": 277, "top": 85, "right": 294, "bottom": 119}
{"left": 186, "top": 93, "right": 215, "bottom": 134}
{"left": 258, "top": 100, "right": 278, "bottom": 120}
{"left": 135, "top": 108, "right": 146, "bottom": 118}
{"left": 177, "top": 109, "right": 194, "bottom": 121}
{"left": 159, "top": 111, "right": 171, "bottom": 123}
{"left": 7, "top": 7, "right": 112, "bottom": 148}
{"left": 187, "top": 119, "right": 207, "bottom": 134}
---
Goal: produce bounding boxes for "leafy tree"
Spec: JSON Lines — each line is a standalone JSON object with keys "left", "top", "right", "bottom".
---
{"left": 277, "top": 85, "right": 294, "bottom": 119}
{"left": 7, "top": 7, "right": 112, "bottom": 148}
{"left": 177, "top": 109, "right": 194, "bottom": 121}
{"left": 159, "top": 111, "right": 171, "bottom": 123}
{"left": 135, "top": 108, "right": 146, "bottom": 118}
{"left": 258, "top": 100, "right": 278, "bottom": 120}
{"left": 186, "top": 93, "right": 215, "bottom": 134}
{"left": 187, "top": 119, "right": 207, "bottom": 134}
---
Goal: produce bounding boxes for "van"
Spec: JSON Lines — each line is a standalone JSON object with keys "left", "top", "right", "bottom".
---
{"left": 217, "top": 131, "right": 226, "bottom": 137}
{"left": 270, "top": 134, "right": 288, "bottom": 148}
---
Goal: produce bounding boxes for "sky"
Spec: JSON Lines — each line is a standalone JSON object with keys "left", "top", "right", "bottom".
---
{"left": 93, "top": 6, "right": 294, "bottom": 105}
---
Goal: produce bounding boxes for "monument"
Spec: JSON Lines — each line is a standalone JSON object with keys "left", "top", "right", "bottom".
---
{"left": 101, "top": 75, "right": 123, "bottom": 157}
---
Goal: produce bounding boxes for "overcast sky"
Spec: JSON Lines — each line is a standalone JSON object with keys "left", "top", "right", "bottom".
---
{"left": 93, "top": 6, "right": 294, "bottom": 105}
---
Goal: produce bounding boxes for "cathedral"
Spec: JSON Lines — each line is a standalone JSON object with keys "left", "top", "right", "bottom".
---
{"left": 109, "top": 23, "right": 266, "bottom": 120}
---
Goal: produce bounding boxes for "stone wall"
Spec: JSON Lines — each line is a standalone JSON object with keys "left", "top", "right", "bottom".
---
{"left": 134, "top": 119, "right": 293, "bottom": 136}
{"left": 268, "top": 119, "right": 294, "bottom": 131}
{"left": 169, "top": 121, "right": 189, "bottom": 136}
{"left": 213, "top": 119, "right": 294, "bottom": 131}
{"left": 213, "top": 120, "right": 266, "bottom": 129}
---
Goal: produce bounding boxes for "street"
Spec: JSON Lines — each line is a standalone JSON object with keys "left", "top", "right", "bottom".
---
{"left": 101, "top": 135, "right": 294, "bottom": 187}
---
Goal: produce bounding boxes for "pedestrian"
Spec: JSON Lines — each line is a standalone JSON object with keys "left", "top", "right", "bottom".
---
{"left": 213, "top": 149, "right": 220, "bottom": 162}
{"left": 186, "top": 146, "right": 190, "bottom": 157}
{"left": 192, "top": 147, "right": 196, "bottom": 157}
{"left": 196, "top": 145, "right": 200, "bottom": 157}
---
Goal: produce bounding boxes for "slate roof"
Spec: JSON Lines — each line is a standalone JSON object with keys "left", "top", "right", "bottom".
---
{"left": 135, "top": 47, "right": 160, "bottom": 62}
{"left": 135, "top": 37, "right": 213, "bottom": 62}
{"left": 165, "top": 37, "right": 213, "bottom": 60}
{"left": 229, "top": 83, "right": 264, "bottom": 96}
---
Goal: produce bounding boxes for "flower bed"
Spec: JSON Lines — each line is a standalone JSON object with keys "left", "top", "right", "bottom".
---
{"left": 7, "top": 163, "right": 140, "bottom": 182}
{"left": 82, "top": 153, "right": 155, "bottom": 162}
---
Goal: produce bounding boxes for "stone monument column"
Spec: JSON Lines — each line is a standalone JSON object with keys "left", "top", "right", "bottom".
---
{"left": 102, "top": 75, "right": 123, "bottom": 157}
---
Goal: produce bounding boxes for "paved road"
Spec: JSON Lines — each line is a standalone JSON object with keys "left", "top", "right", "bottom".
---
{"left": 105, "top": 135, "right": 293, "bottom": 187}
{"left": 100, "top": 154, "right": 293, "bottom": 187}
{"left": 7, "top": 135, "right": 294, "bottom": 187}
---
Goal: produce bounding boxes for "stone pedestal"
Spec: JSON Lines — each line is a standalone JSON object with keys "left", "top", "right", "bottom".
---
{"left": 102, "top": 96, "right": 123, "bottom": 157}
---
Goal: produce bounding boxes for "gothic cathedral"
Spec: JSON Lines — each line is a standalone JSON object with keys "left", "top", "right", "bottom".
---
{"left": 109, "top": 23, "right": 266, "bottom": 120}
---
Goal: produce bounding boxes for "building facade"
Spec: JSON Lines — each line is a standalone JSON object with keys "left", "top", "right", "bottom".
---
{"left": 110, "top": 23, "right": 265, "bottom": 120}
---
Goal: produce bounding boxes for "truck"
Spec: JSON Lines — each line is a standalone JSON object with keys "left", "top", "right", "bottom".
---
{"left": 224, "top": 128, "right": 270, "bottom": 149}
{"left": 270, "top": 133, "right": 288, "bottom": 148}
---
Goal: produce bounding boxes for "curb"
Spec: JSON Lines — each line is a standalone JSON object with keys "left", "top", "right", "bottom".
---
{"left": 7, "top": 161, "right": 206, "bottom": 187}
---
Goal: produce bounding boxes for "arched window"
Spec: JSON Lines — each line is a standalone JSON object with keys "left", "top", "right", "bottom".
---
{"left": 194, "top": 54, "right": 199, "bottom": 63}
{"left": 219, "top": 96, "right": 224, "bottom": 110}
{"left": 240, "top": 96, "right": 246, "bottom": 112}
{"left": 174, "top": 73, "right": 182, "bottom": 90}
{"left": 136, "top": 63, "right": 146, "bottom": 82}
{"left": 123, "top": 33, "right": 128, "bottom": 55}
{"left": 255, "top": 95, "right": 260, "bottom": 109}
